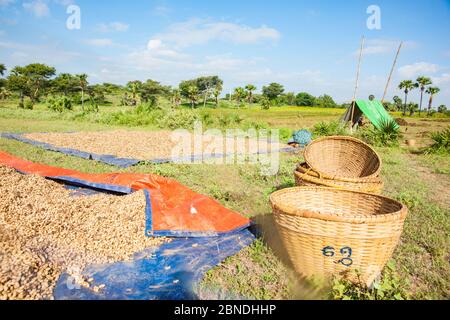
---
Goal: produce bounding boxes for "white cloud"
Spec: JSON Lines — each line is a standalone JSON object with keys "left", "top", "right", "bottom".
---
{"left": 353, "top": 39, "right": 416, "bottom": 56}
{"left": 0, "top": 40, "right": 81, "bottom": 65}
{"left": 23, "top": 0, "right": 50, "bottom": 18}
{"left": 153, "top": 18, "right": 281, "bottom": 48}
{"left": 97, "top": 22, "right": 129, "bottom": 32}
{"left": 398, "top": 62, "right": 439, "bottom": 78}
{"left": 84, "top": 38, "right": 114, "bottom": 47}
{"left": 431, "top": 73, "right": 450, "bottom": 85}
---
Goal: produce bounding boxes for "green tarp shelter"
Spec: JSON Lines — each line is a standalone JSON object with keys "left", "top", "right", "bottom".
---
{"left": 342, "top": 99, "right": 399, "bottom": 129}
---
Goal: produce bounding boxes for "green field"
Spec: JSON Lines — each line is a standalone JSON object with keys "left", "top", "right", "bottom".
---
{"left": 0, "top": 98, "right": 449, "bottom": 300}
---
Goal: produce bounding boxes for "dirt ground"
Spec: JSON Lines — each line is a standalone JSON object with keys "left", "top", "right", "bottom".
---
{"left": 0, "top": 166, "right": 165, "bottom": 300}
{"left": 24, "top": 130, "right": 288, "bottom": 161}
{"left": 398, "top": 118, "right": 450, "bottom": 148}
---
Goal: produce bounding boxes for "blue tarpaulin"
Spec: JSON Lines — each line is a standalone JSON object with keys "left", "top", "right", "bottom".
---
{"left": 54, "top": 229, "right": 255, "bottom": 300}
{"left": 1, "top": 132, "right": 299, "bottom": 168}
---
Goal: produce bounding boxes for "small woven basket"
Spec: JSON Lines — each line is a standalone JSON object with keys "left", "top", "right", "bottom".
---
{"left": 295, "top": 163, "right": 384, "bottom": 194}
{"left": 270, "top": 187, "right": 407, "bottom": 285}
{"left": 304, "top": 136, "right": 382, "bottom": 183}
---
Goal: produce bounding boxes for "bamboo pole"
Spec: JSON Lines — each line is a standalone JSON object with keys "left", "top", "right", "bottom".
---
{"left": 381, "top": 42, "right": 403, "bottom": 104}
{"left": 350, "top": 36, "right": 365, "bottom": 132}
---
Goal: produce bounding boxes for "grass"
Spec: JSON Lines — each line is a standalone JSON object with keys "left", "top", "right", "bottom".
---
{"left": 0, "top": 99, "right": 449, "bottom": 300}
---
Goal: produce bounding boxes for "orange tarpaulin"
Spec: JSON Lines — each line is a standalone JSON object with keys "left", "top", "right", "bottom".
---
{"left": 0, "top": 151, "right": 250, "bottom": 237}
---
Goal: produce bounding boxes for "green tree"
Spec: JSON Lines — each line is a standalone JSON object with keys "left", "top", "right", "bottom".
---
{"left": 0, "top": 64, "right": 6, "bottom": 77}
{"left": 295, "top": 92, "right": 315, "bottom": 106}
{"left": 437, "top": 105, "right": 447, "bottom": 113}
{"left": 314, "top": 94, "right": 337, "bottom": 108}
{"left": 398, "top": 80, "right": 418, "bottom": 116}
{"left": 245, "top": 84, "right": 257, "bottom": 103}
{"left": 393, "top": 96, "right": 403, "bottom": 111}
{"left": 407, "top": 102, "right": 419, "bottom": 116}
{"left": 415, "top": 76, "right": 432, "bottom": 116}
{"left": 138, "top": 79, "right": 168, "bottom": 105}
{"left": 262, "top": 83, "right": 284, "bottom": 100}
{"left": 52, "top": 73, "right": 79, "bottom": 96}
{"left": 283, "top": 92, "right": 296, "bottom": 105}
{"left": 425, "top": 87, "right": 440, "bottom": 115}
{"left": 7, "top": 64, "right": 55, "bottom": 107}
{"left": 212, "top": 82, "right": 223, "bottom": 107}
{"left": 126, "top": 80, "right": 142, "bottom": 106}
{"left": 77, "top": 74, "right": 89, "bottom": 111}
{"left": 234, "top": 87, "right": 246, "bottom": 105}
{"left": 260, "top": 96, "right": 271, "bottom": 110}
{"left": 196, "top": 76, "right": 223, "bottom": 108}
{"left": 179, "top": 79, "right": 199, "bottom": 108}
{"left": 6, "top": 69, "right": 28, "bottom": 107}
{"left": 170, "top": 88, "right": 182, "bottom": 106}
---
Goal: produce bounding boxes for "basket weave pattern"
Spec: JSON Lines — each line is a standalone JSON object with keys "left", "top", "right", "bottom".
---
{"left": 270, "top": 187, "right": 407, "bottom": 285}
{"left": 304, "top": 136, "right": 382, "bottom": 182}
{"left": 295, "top": 163, "right": 384, "bottom": 194}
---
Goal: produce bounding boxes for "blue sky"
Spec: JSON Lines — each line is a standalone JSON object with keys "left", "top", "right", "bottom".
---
{"left": 1, "top": 0, "right": 449, "bottom": 105}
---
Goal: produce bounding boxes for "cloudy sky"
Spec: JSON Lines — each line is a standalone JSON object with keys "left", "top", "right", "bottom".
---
{"left": 0, "top": 0, "right": 449, "bottom": 105}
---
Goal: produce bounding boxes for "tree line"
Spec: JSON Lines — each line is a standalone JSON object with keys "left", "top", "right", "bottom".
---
{"left": 0, "top": 63, "right": 445, "bottom": 114}
{"left": 396, "top": 77, "right": 443, "bottom": 116}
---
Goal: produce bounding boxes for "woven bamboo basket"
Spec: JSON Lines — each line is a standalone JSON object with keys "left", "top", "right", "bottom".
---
{"left": 270, "top": 187, "right": 407, "bottom": 286}
{"left": 304, "top": 136, "right": 382, "bottom": 183}
{"left": 295, "top": 162, "right": 384, "bottom": 194}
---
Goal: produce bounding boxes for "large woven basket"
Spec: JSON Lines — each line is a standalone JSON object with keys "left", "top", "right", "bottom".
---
{"left": 304, "top": 136, "right": 382, "bottom": 182}
{"left": 270, "top": 187, "right": 407, "bottom": 285}
{"left": 295, "top": 163, "right": 384, "bottom": 194}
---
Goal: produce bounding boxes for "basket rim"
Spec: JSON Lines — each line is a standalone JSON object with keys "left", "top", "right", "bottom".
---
{"left": 296, "top": 162, "right": 383, "bottom": 184}
{"left": 294, "top": 169, "right": 384, "bottom": 193}
{"left": 270, "top": 186, "right": 407, "bottom": 224}
{"left": 304, "top": 136, "right": 382, "bottom": 182}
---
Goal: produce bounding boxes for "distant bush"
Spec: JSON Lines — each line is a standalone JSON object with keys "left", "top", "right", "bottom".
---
{"left": 157, "top": 109, "right": 199, "bottom": 129}
{"left": 47, "top": 96, "right": 72, "bottom": 113}
{"left": 314, "top": 94, "right": 337, "bottom": 108}
{"left": 313, "top": 121, "right": 348, "bottom": 137}
{"left": 425, "top": 127, "right": 450, "bottom": 154}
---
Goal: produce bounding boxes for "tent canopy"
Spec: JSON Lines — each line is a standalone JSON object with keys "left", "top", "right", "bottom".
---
{"left": 342, "top": 99, "right": 399, "bottom": 130}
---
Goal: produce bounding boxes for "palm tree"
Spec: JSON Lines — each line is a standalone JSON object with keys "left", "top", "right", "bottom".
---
{"left": 415, "top": 76, "right": 432, "bottom": 116}
{"left": 0, "top": 64, "right": 5, "bottom": 76}
{"left": 398, "top": 80, "right": 418, "bottom": 116}
{"left": 77, "top": 74, "right": 88, "bottom": 112}
{"left": 234, "top": 87, "right": 245, "bottom": 105}
{"left": 186, "top": 85, "right": 198, "bottom": 108}
{"left": 171, "top": 88, "right": 181, "bottom": 106}
{"left": 213, "top": 83, "right": 222, "bottom": 108}
{"left": 425, "top": 87, "right": 440, "bottom": 115}
{"left": 245, "top": 84, "right": 256, "bottom": 104}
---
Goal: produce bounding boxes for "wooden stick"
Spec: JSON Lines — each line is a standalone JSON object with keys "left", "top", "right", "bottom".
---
{"left": 381, "top": 42, "right": 403, "bottom": 104}
{"left": 350, "top": 36, "right": 365, "bottom": 131}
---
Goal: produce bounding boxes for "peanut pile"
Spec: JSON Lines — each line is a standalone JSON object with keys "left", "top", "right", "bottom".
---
{"left": 0, "top": 166, "right": 165, "bottom": 300}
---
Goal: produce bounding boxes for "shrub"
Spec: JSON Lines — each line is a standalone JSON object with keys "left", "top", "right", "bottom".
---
{"left": 329, "top": 261, "right": 409, "bottom": 300}
{"left": 425, "top": 127, "right": 450, "bottom": 154}
{"left": 260, "top": 97, "right": 271, "bottom": 110}
{"left": 157, "top": 109, "right": 199, "bottom": 129}
{"left": 357, "top": 119, "right": 401, "bottom": 147}
{"left": 47, "top": 96, "right": 73, "bottom": 113}
{"left": 24, "top": 99, "right": 34, "bottom": 110}
{"left": 312, "top": 121, "right": 348, "bottom": 137}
